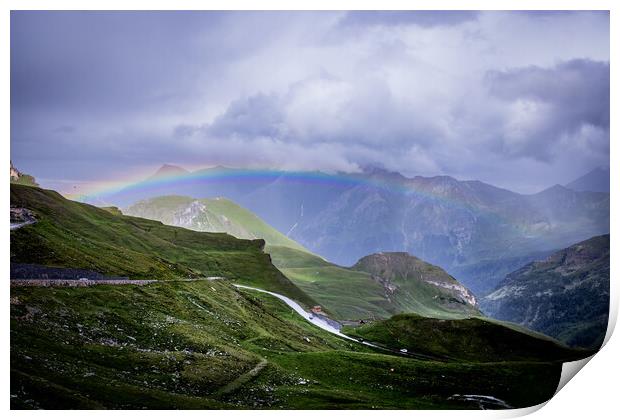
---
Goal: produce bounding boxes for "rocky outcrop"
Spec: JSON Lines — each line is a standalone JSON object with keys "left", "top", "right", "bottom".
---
{"left": 10, "top": 161, "right": 20, "bottom": 180}
{"left": 10, "top": 161, "right": 38, "bottom": 187}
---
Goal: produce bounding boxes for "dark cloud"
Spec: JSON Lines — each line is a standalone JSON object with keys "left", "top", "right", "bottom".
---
{"left": 340, "top": 11, "right": 480, "bottom": 28}
{"left": 10, "top": 11, "right": 226, "bottom": 114}
{"left": 208, "top": 93, "right": 286, "bottom": 139}
{"left": 515, "top": 10, "right": 609, "bottom": 18}
{"left": 9, "top": 11, "right": 610, "bottom": 193}
{"left": 53, "top": 125, "right": 76, "bottom": 134}
{"left": 195, "top": 72, "right": 446, "bottom": 164}
{"left": 485, "top": 59, "right": 610, "bottom": 161}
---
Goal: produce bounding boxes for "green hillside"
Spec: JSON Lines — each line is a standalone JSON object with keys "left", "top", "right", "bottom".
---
{"left": 11, "top": 280, "right": 569, "bottom": 409}
{"left": 270, "top": 246, "right": 482, "bottom": 320}
{"left": 342, "top": 314, "right": 590, "bottom": 363}
{"left": 99, "top": 206, "right": 123, "bottom": 216}
{"left": 353, "top": 252, "right": 480, "bottom": 319}
{"left": 10, "top": 173, "right": 39, "bottom": 187}
{"left": 268, "top": 246, "right": 394, "bottom": 319}
{"left": 124, "top": 195, "right": 481, "bottom": 321}
{"left": 10, "top": 184, "right": 313, "bottom": 306}
{"left": 125, "top": 195, "right": 309, "bottom": 252}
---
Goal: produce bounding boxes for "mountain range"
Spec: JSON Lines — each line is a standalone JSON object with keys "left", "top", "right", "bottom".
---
{"left": 123, "top": 189, "right": 610, "bottom": 349}
{"left": 97, "top": 165, "right": 609, "bottom": 295}
{"left": 10, "top": 182, "right": 592, "bottom": 409}
{"left": 125, "top": 195, "right": 480, "bottom": 320}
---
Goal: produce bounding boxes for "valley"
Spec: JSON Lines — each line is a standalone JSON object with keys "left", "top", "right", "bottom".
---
{"left": 125, "top": 195, "right": 481, "bottom": 321}
{"left": 100, "top": 165, "right": 610, "bottom": 295}
{"left": 9, "top": 9, "right": 611, "bottom": 413}
{"left": 10, "top": 183, "right": 595, "bottom": 409}
{"left": 121, "top": 188, "right": 610, "bottom": 349}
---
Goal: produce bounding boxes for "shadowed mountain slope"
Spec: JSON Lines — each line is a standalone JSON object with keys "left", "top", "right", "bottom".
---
{"left": 481, "top": 234, "right": 610, "bottom": 349}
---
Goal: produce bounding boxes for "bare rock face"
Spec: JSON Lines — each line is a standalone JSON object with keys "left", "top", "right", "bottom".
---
{"left": 173, "top": 200, "right": 209, "bottom": 228}
{"left": 481, "top": 234, "right": 609, "bottom": 349}
{"left": 170, "top": 200, "right": 255, "bottom": 240}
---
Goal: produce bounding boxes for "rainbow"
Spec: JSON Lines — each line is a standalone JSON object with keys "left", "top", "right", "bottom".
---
{"left": 70, "top": 166, "right": 515, "bottom": 224}
{"left": 74, "top": 167, "right": 473, "bottom": 210}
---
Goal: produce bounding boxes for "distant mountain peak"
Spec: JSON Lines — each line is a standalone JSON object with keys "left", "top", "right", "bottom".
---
{"left": 565, "top": 166, "right": 610, "bottom": 193}
{"left": 360, "top": 165, "right": 407, "bottom": 180}
{"left": 150, "top": 164, "right": 190, "bottom": 179}
{"left": 542, "top": 184, "right": 571, "bottom": 193}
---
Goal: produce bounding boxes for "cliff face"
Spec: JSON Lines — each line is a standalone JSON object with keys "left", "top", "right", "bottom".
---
{"left": 481, "top": 234, "right": 610, "bottom": 349}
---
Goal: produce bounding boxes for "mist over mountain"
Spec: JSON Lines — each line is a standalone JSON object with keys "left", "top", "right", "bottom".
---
{"left": 100, "top": 165, "right": 609, "bottom": 294}
{"left": 565, "top": 166, "right": 610, "bottom": 193}
{"left": 148, "top": 164, "right": 190, "bottom": 180}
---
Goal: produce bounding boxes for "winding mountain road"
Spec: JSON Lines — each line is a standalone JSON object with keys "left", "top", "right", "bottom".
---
{"left": 234, "top": 284, "right": 356, "bottom": 341}
{"left": 234, "top": 284, "right": 514, "bottom": 409}
{"left": 10, "top": 221, "right": 35, "bottom": 230}
{"left": 234, "top": 284, "right": 462, "bottom": 360}
{"left": 233, "top": 284, "right": 432, "bottom": 358}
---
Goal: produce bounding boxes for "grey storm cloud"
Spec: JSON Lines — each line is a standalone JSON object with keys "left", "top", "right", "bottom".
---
{"left": 10, "top": 11, "right": 235, "bottom": 115}
{"left": 486, "top": 59, "right": 609, "bottom": 128}
{"left": 191, "top": 58, "right": 610, "bottom": 169}
{"left": 339, "top": 11, "right": 480, "bottom": 27}
{"left": 207, "top": 93, "right": 286, "bottom": 139}
{"left": 10, "top": 10, "right": 610, "bottom": 193}
{"left": 185, "top": 72, "right": 447, "bottom": 173}
{"left": 485, "top": 59, "right": 610, "bottom": 161}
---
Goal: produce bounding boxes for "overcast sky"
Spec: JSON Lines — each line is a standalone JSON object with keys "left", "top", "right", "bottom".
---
{"left": 11, "top": 11, "right": 609, "bottom": 193}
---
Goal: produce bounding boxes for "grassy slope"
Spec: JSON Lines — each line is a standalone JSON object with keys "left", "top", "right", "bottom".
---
{"left": 269, "top": 246, "right": 479, "bottom": 321}
{"left": 353, "top": 253, "right": 481, "bottom": 318}
{"left": 11, "top": 280, "right": 566, "bottom": 409}
{"left": 342, "top": 314, "right": 591, "bottom": 363}
{"left": 269, "top": 246, "right": 395, "bottom": 319}
{"left": 99, "top": 206, "right": 123, "bottom": 216}
{"left": 124, "top": 195, "right": 479, "bottom": 321}
{"left": 11, "top": 174, "right": 39, "bottom": 187}
{"left": 125, "top": 195, "right": 309, "bottom": 252}
{"left": 10, "top": 184, "right": 314, "bottom": 307}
